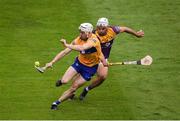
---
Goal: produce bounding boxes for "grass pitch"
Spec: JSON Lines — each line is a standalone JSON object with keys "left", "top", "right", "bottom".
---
{"left": 0, "top": 0, "right": 180, "bottom": 119}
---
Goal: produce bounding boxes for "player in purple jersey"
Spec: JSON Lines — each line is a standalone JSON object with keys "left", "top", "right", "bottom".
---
{"left": 79, "top": 17, "right": 144, "bottom": 100}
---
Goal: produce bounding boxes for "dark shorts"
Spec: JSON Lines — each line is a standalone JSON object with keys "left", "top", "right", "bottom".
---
{"left": 71, "top": 58, "right": 98, "bottom": 81}
{"left": 101, "top": 40, "right": 114, "bottom": 59}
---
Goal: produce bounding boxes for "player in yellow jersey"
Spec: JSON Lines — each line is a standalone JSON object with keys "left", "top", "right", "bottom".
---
{"left": 47, "top": 23, "right": 107, "bottom": 110}
{"left": 45, "top": 18, "right": 144, "bottom": 103}
{"left": 79, "top": 17, "right": 144, "bottom": 100}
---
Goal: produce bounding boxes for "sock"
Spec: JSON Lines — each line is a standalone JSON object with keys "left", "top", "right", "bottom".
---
{"left": 85, "top": 86, "right": 93, "bottom": 91}
{"left": 53, "top": 100, "right": 61, "bottom": 105}
{"left": 85, "top": 87, "right": 89, "bottom": 91}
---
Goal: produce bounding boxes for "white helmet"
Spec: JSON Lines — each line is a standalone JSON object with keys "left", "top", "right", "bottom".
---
{"left": 96, "top": 17, "right": 109, "bottom": 27}
{"left": 79, "top": 23, "right": 93, "bottom": 33}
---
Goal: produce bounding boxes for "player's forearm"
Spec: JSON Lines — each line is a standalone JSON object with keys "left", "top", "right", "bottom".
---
{"left": 101, "top": 58, "right": 108, "bottom": 67}
{"left": 50, "top": 49, "right": 71, "bottom": 64}
{"left": 121, "top": 27, "right": 139, "bottom": 37}
{"left": 99, "top": 53, "right": 108, "bottom": 67}
{"left": 66, "top": 44, "right": 85, "bottom": 51}
{"left": 50, "top": 52, "right": 65, "bottom": 64}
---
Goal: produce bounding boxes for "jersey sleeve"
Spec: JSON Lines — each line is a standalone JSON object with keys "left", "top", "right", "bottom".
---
{"left": 111, "top": 26, "right": 121, "bottom": 34}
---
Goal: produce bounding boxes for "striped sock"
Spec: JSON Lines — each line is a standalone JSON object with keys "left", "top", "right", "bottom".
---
{"left": 53, "top": 100, "right": 61, "bottom": 105}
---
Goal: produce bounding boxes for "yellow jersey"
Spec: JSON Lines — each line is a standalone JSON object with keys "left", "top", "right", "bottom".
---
{"left": 94, "top": 26, "right": 121, "bottom": 59}
{"left": 74, "top": 34, "right": 103, "bottom": 67}
{"left": 95, "top": 26, "right": 120, "bottom": 43}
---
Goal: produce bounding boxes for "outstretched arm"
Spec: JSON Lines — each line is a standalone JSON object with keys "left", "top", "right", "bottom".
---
{"left": 45, "top": 48, "right": 72, "bottom": 68}
{"left": 120, "top": 26, "right": 144, "bottom": 38}
{"left": 60, "top": 39, "right": 93, "bottom": 51}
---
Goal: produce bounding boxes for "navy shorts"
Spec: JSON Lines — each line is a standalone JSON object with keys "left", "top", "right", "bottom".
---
{"left": 71, "top": 58, "right": 98, "bottom": 81}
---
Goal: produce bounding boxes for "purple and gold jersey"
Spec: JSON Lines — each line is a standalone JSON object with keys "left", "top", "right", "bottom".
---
{"left": 95, "top": 26, "right": 121, "bottom": 59}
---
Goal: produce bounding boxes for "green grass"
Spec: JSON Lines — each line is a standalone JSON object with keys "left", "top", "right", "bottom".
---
{"left": 0, "top": 0, "right": 180, "bottom": 119}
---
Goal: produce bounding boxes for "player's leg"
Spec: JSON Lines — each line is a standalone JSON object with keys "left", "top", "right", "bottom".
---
{"left": 59, "top": 75, "right": 86, "bottom": 101}
{"left": 56, "top": 66, "right": 78, "bottom": 87}
{"left": 79, "top": 63, "right": 108, "bottom": 100}
{"left": 69, "top": 74, "right": 81, "bottom": 99}
{"left": 51, "top": 75, "right": 86, "bottom": 110}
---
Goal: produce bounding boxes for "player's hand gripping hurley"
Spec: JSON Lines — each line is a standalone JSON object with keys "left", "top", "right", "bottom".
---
{"left": 34, "top": 62, "right": 52, "bottom": 73}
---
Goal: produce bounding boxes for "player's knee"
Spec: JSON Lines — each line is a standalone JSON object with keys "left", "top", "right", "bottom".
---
{"left": 98, "top": 71, "right": 108, "bottom": 81}
{"left": 71, "top": 83, "right": 80, "bottom": 92}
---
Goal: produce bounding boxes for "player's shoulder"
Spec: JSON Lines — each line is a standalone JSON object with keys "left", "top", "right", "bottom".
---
{"left": 109, "top": 26, "right": 121, "bottom": 34}
{"left": 73, "top": 36, "right": 81, "bottom": 44}
{"left": 89, "top": 34, "right": 99, "bottom": 44}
